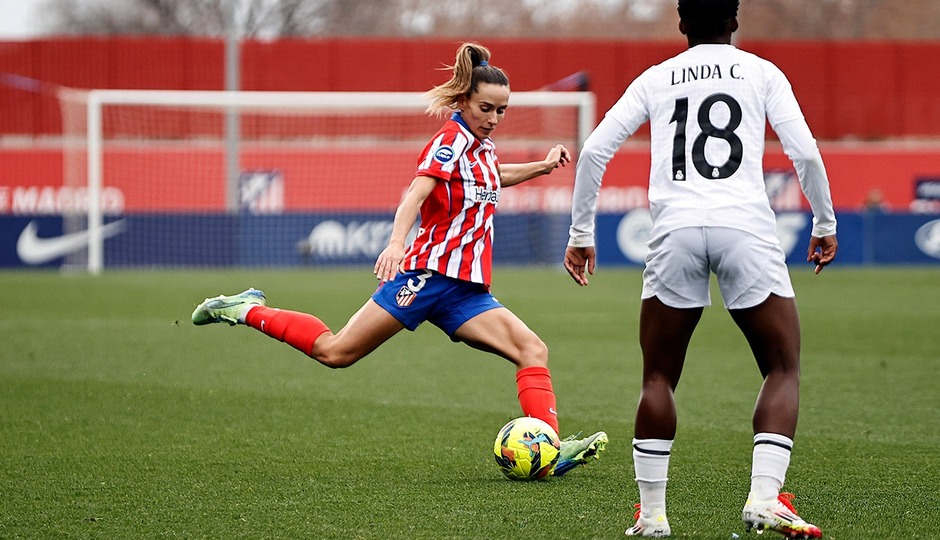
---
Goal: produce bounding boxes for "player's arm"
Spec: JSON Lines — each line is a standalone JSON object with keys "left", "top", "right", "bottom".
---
{"left": 499, "top": 144, "right": 571, "bottom": 187}
{"left": 774, "top": 118, "right": 838, "bottom": 273}
{"left": 374, "top": 175, "right": 436, "bottom": 282}
{"left": 565, "top": 115, "right": 632, "bottom": 285}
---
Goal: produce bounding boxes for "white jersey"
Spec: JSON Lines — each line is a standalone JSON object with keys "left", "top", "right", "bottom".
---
{"left": 570, "top": 44, "right": 836, "bottom": 247}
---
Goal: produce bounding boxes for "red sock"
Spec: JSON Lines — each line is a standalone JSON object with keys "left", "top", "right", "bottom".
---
{"left": 244, "top": 306, "right": 330, "bottom": 357}
{"left": 515, "top": 365, "right": 559, "bottom": 434}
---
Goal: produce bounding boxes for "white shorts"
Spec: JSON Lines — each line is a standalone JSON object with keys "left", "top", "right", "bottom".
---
{"left": 641, "top": 227, "right": 795, "bottom": 310}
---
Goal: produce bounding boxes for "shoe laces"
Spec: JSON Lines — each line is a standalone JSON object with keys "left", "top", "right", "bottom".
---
{"left": 562, "top": 431, "right": 583, "bottom": 442}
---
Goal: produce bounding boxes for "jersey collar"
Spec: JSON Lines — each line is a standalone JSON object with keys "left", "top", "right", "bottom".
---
{"left": 450, "top": 111, "right": 491, "bottom": 144}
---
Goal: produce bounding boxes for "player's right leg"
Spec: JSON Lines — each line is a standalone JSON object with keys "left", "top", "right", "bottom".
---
{"left": 308, "top": 299, "right": 405, "bottom": 368}
{"left": 727, "top": 293, "right": 801, "bottom": 438}
{"left": 192, "top": 288, "right": 266, "bottom": 325}
{"left": 712, "top": 228, "right": 817, "bottom": 537}
{"left": 191, "top": 288, "right": 405, "bottom": 368}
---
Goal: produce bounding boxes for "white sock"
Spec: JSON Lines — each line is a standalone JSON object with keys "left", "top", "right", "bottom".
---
{"left": 237, "top": 304, "right": 263, "bottom": 324}
{"left": 633, "top": 438, "right": 673, "bottom": 515}
{"left": 750, "top": 432, "right": 792, "bottom": 501}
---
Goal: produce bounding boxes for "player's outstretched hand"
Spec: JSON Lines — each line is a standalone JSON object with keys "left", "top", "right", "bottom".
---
{"left": 545, "top": 144, "right": 571, "bottom": 171}
{"left": 374, "top": 242, "right": 405, "bottom": 282}
{"left": 564, "top": 245, "right": 596, "bottom": 286}
{"left": 807, "top": 234, "right": 838, "bottom": 274}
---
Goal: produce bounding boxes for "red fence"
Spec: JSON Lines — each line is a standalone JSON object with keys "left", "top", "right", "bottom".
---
{"left": 1, "top": 37, "right": 939, "bottom": 140}
{"left": 3, "top": 143, "right": 938, "bottom": 214}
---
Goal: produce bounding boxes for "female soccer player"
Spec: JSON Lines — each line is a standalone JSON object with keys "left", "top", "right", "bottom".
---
{"left": 563, "top": 0, "right": 835, "bottom": 536}
{"left": 192, "top": 42, "right": 606, "bottom": 477}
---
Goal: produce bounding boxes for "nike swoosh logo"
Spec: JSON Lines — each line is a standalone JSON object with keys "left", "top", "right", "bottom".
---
{"left": 209, "top": 300, "right": 244, "bottom": 309}
{"left": 16, "top": 219, "right": 126, "bottom": 265}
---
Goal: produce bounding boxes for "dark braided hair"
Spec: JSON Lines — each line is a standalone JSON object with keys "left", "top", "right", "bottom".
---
{"left": 678, "top": 0, "right": 739, "bottom": 41}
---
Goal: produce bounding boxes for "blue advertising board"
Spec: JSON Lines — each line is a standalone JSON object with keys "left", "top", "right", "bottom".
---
{"left": 1, "top": 211, "right": 939, "bottom": 269}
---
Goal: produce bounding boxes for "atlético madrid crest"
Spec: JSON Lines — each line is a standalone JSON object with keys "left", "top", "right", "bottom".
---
{"left": 396, "top": 286, "right": 416, "bottom": 307}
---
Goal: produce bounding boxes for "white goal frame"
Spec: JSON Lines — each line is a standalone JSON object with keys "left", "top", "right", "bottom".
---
{"left": 80, "top": 89, "right": 596, "bottom": 274}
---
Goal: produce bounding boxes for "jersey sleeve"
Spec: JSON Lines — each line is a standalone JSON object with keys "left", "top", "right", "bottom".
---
{"left": 605, "top": 76, "right": 652, "bottom": 136}
{"left": 764, "top": 62, "right": 804, "bottom": 128}
{"left": 568, "top": 83, "right": 645, "bottom": 247}
{"left": 415, "top": 127, "right": 470, "bottom": 181}
{"left": 774, "top": 119, "right": 837, "bottom": 237}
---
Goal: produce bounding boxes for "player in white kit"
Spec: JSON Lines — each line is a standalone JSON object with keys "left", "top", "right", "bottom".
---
{"left": 564, "top": 0, "right": 837, "bottom": 537}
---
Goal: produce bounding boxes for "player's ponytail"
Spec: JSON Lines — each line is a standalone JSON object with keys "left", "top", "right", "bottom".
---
{"left": 424, "top": 42, "right": 509, "bottom": 117}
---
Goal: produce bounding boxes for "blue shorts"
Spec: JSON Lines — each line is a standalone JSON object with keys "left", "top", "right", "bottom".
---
{"left": 371, "top": 269, "right": 503, "bottom": 339}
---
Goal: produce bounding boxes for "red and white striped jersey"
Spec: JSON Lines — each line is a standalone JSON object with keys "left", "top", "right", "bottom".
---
{"left": 402, "top": 113, "right": 501, "bottom": 287}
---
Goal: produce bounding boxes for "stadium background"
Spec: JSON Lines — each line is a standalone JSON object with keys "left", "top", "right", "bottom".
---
{"left": 1, "top": 37, "right": 940, "bottom": 267}
{"left": 1, "top": 6, "right": 938, "bottom": 539}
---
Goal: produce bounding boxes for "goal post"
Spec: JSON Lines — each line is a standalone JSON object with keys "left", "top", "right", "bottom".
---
{"left": 60, "top": 89, "right": 596, "bottom": 273}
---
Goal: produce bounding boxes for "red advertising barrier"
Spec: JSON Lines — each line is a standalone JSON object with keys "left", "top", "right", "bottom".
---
{"left": 2, "top": 38, "right": 940, "bottom": 140}
{"left": 2, "top": 144, "right": 938, "bottom": 214}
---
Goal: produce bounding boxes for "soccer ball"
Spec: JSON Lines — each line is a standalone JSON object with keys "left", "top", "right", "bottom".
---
{"left": 493, "top": 417, "right": 560, "bottom": 480}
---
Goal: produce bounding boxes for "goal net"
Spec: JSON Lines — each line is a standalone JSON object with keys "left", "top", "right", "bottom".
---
{"left": 58, "top": 89, "right": 595, "bottom": 273}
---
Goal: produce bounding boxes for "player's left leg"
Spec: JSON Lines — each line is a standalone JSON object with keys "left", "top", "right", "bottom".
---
{"left": 453, "top": 306, "right": 555, "bottom": 428}
{"left": 719, "top": 225, "right": 820, "bottom": 539}
{"left": 453, "top": 306, "right": 607, "bottom": 475}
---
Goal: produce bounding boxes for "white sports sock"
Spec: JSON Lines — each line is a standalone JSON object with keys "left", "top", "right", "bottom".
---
{"left": 633, "top": 438, "right": 673, "bottom": 514}
{"left": 237, "top": 304, "right": 263, "bottom": 324}
{"left": 750, "top": 432, "right": 793, "bottom": 501}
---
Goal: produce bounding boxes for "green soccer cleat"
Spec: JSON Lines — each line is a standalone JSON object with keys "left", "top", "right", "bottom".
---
{"left": 552, "top": 430, "right": 608, "bottom": 476}
{"left": 742, "top": 492, "right": 823, "bottom": 539}
{"left": 191, "top": 288, "right": 266, "bottom": 326}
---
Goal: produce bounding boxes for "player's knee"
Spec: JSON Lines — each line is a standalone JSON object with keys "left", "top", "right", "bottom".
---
{"left": 314, "top": 348, "right": 361, "bottom": 369}
{"left": 518, "top": 335, "right": 549, "bottom": 368}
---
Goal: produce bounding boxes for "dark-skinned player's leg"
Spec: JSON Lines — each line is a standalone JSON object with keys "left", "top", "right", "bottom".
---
{"left": 731, "top": 294, "right": 820, "bottom": 538}
{"left": 627, "top": 295, "right": 703, "bottom": 537}
{"left": 635, "top": 296, "right": 703, "bottom": 440}
{"left": 727, "top": 293, "right": 801, "bottom": 438}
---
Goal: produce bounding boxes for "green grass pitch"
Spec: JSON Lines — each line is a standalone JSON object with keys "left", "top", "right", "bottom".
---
{"left": 1, "top": 266, "right": 937, "bottom": 539}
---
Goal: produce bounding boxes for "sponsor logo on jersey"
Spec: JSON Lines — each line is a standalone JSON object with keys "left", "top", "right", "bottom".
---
{"left": 434, "top": 146, "right": 455, "bottom": 163}
{"left": 474, "top": 186, "right": 500, "bottom": 204}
